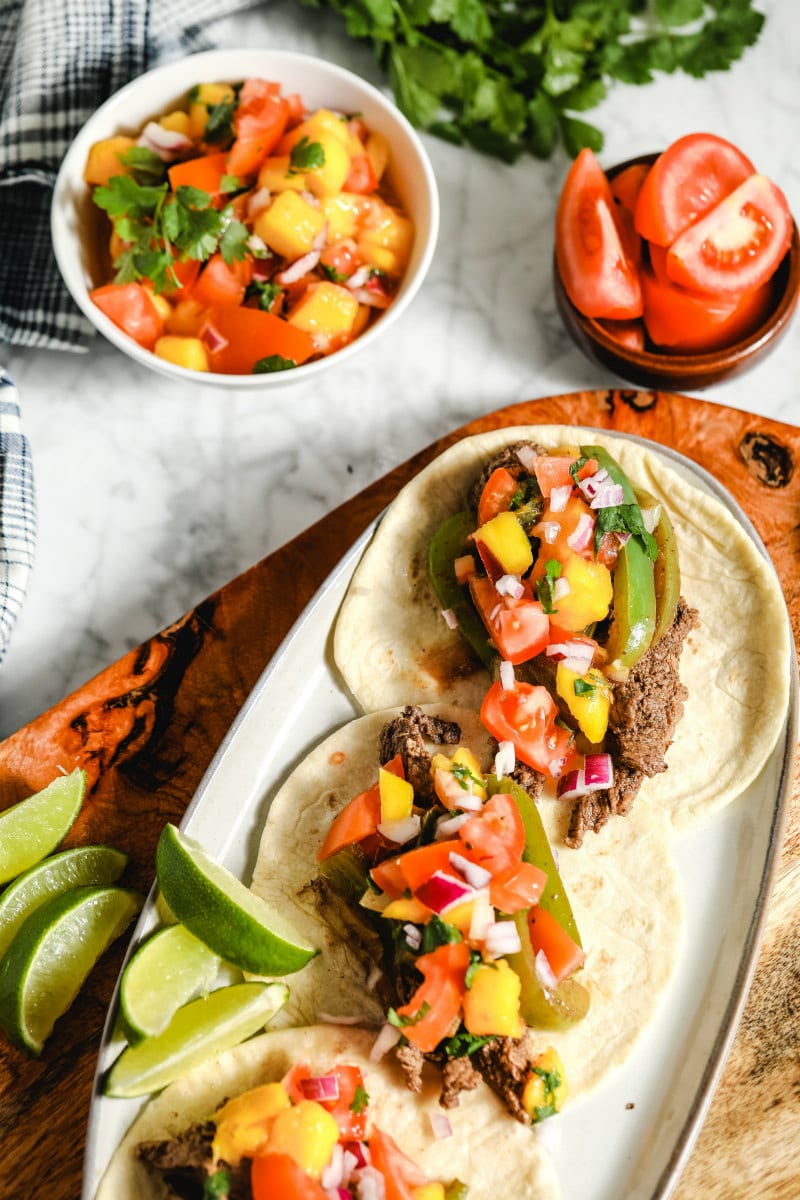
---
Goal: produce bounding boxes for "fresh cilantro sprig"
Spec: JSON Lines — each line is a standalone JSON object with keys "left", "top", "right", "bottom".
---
{"left": 288, "top": 136, "right": 326, "bottom": 174}
{"left": 350, "top": 1083, "right": 370, "bottom": 1113}
{"left": 594, "top": 503, "right": 658, "bottom": 561}
{"left": 536, "top": 558, "right": 562, "bottom": 615}
{"left": 253, "top": 354, "right": 298, "bottom": 373}
{"left": 301, "top": 0, "right": 765, "bottom": 160}
{"left": 246, "top": 280, "right": 284, "bottom": 311}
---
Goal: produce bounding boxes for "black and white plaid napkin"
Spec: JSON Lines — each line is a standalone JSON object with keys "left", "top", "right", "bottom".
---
{"left": 0, "top": 0, "right": 263, "bottom": 352}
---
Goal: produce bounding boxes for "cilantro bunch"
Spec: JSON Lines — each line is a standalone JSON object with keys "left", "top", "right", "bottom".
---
{"left": 303, "top": 0, "right": 765, "bottom": 160}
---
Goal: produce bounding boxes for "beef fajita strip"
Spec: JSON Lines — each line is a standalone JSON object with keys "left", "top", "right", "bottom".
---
{"left": 379, "top": 705, "right": 461, "bottom": 805}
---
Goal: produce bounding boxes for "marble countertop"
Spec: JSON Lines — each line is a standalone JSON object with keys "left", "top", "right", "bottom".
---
{"left": 1, "top": 0, "right": 798, "bottom": 739}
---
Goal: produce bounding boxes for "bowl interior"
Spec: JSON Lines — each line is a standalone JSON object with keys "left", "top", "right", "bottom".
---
{"left": 51, "top": 48, "right": 439, "bottom": 387}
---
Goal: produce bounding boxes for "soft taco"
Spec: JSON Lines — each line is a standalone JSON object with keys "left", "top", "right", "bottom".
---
{"left": 95, "top": 1024, "right": 560, "bottom": 1199}
{"left": 249, "top": 705, "right": 683, "bottom": 1121}
{"left": 332, "top": 426, "right": 790, "bottom": 838}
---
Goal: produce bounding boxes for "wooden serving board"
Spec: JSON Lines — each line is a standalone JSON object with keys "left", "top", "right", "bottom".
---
{"left": 1, "top": 388, "right": 798, "bottom": 1199}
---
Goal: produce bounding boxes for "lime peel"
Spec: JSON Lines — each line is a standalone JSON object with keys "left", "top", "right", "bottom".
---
{"left": 120, "top": 923, "right": 221, "bottom": 1041}
{"left": 0, "top": 769, "right": 87, "bottom": 885}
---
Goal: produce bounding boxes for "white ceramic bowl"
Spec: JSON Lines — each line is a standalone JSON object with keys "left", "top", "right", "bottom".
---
{"left": 51, "top": 48, "right": 439, "bottom": 388}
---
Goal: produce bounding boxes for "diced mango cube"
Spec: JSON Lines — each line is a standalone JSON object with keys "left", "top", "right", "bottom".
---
{"left": 159, "top": 110, "right": 191, "bottom": 137}
{"left": 188, "top": 82, "right": 236, "bottom": 140}
{"left": 212, "top": 1082, "right": 291, "bottom": 1165}
{"left": 521, "top": 1047, "right": 568, "bottom": 1122}
{"left": 254, "top": 191, "right": 327, "bottom": 259}
{"left": 301, "top": 132, "right": 352, "bottom": 199}
{"left": 358, "top": 204, "right": 414, "bottom": 275}
{"left": 382, "top": 896, "right": 432, "bottom": 923}
{"left": 431, "top": 747, "right": 487, "bottom": 806}
{"left": 552, "top": 555, "right": 613, "bottom": 632}
{"left": 365, "top": 130, "right": 390, "bottom": 181}
{"left": 411, "top": 1186, "right": 446, "bottom": 1200}
{"left": 257, "top": 155, "right": 308, "bottom": 194}
{"left": 154, "top": 336, "right": 210, "bottom": 372}
{"left": 279, "top": 109, "right": 364, "bottom": 158}
{"left": 475, "top": 511, "right": 533, "bottom": 576}
{"left": 556, "top": 665, "right": 612, "bottom": 743}
{"left": 462, "top": 958, "right": 524, "bottom": 1038}
{"left": 83, "top": 136, "right": 136, "bottom": 186}
{"left": 319, "top": 192, "right": 365, "bottom": 239}
{"left": 267, "top": 1099, "right": 340, "bottom": 1178}
{"left": 165, "top": 299, "right": 208, "bottom": 336}
{"left": 288, "top": 282, "right": 358, "bottom": 343}
{"left": 379, "top": 768, "right": 414, "bottom": 822}
{"left": 442, "top": 898, "right": 476, "bottom": 935}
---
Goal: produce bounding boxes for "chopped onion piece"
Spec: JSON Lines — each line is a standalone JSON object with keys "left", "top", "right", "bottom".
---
{"left": 317, "top": 1011, "right": 366, "bottom": 1026}
{"left": 137, "top": 121, "right": 192, "bottom": 160}
{"left": 584, "top": 753, "right": 614, "bottom": 790}
{"left": 345, "top": 265, "right": 372, "bottom": 289}
{"left": 313, "top": 223, "right": 330, "bottom": 252}
{"left": 641, "top": 505, "right": 661, "bottom": 534}
{"left": 416, "top": 870, "right": 474, "bottom": 914}
{"left": 493, "top": 739, "right": 516, "bottom": 778}
{"left": 515, "top": 444, "right": 538, "bottom": 471}
{"left": 449, "top": 851, "right": 492, "bottom": 890}
{"left": 457, "top": 791, "right": 483, "bottom": 812}
{"left": 549, "top": 484, "right": 571, "bottom": 513}
{"left": 429, "top": 1112, "right": 454, "bottom": 1140}
{"left": 553, "top": 577, "right": 571, "bottom": 599}
{"left": 485, "top": 920, "right": 523, "bottom": 958}
{"left": 247, "top": 187, "right": 272, "bottom": 219}
{"left": 357, "top": 1167, "right": 386, "bottom": 1200}
{"left": 321, "top": 1144, "right": 345, "bottom": 1190}
{"left": 246, "top": 234, "right": 269, "bottom": 258}
{"left": 577, "top": 467, "right": 608, "bottom": 500}
{"left": 377, "top": 814, "right": 421, "bottom": 845}
{"left": 276, "top": 247, "right": 322, "bottom": 284}
{"left": 301, "top": 1074, "right": 340, "bottom": 1102}
{"left": 201, "top": 323, "right": 228, "bottom": 354}
{"left": 468, "top": 888, "right": 494, "bottom": 942}
{"left": 436, "top": 812, "right": 471, "bottom": 839}
{"left": 495, "top": 573, "right": 525, "bottom": 599}
{"left": 590, "top": 482, "right": 625, "bottom": 509}
{"left": 566, "top": 511, "right": 595, "bottom": 553}
{"left": 403, "top": 923, "right": 422, "bottom": 950}
{"left": 440, "top": 607, "right": 458, "bottom": 630}
{"left": 556, "top": 768, "right": 586, "bottom": 801}
{"left": 370, "top": 1022, "right": 401, "bottom": 1062}
{"left": 351, "top": 286, "right": 391, "bottom": 309}
{"left": 500, "top": 659, "right": 515, "bottom": 691}
{"left": 539, "top": 521, "right": 561, "bottom": 544}
{"left": 535, "top": 948, "right": 558, "bottom": 991}
{"left": 546, "top": 640, "right": 594, "bottom": 673}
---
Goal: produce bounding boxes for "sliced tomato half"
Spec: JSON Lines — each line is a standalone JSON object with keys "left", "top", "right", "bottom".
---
{"left": 665, "top": 174, "right": 793, "bottom": 296}
{"left": 481, "top": 681, "right": 574, "bottom": 779}
{"left": 555, "top": 148, "right": 642, "bottom": 320}
{"left": 633, "top": 132, "right": 755, "bottom": 247}
{"left": 469, "top": 576, "right": 550, "bottom": 666}
{"left": 641, "top": 265, "right": 774, "bottom": 352}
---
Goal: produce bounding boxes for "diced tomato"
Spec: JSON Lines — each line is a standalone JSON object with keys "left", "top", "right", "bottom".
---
{"left": 163, "top": 257, "right": 200, "bottom": 300}
{"left": 481, "top": 680, "right": 574, "bottom": 779}
{"left": 555, "top": 147, "right": 642, "bottom": 320}
{"left": 530, "top": 455, "right": 575, "bottom": 498}
{"left": 477, "top": 466, "right": 519, "bottom": 526}
{"left": 228, "top": 82, "right": 289, "bottom": 177}
{"left": 369, "top": 854, "right": 407, "bottom": 898}
{"left": 251, "top": 1153, "right": 327, "bottom": 1200}
{"left": 168, "top": 151, "right": 230, "bottom": 196}
{"left": 575, "top": 457, "right": 599, "bottom": 480}
{"left": 490, "top": 861, "right": 547, "bottom": 913}
{"left": 527, "top": 905, "right": 586, "bottom": 983}
{"left": 634, "top": 133, "right": 755, "bottom": 247}
{"left": 344, "top": 153, "right": 379, "bottom": 194}
{"left": 609, "top": 161, "right": 649, "bottom": 215}
{"left": 369, "top": 1129, "right": 430, "bottom": 1200}
{"left": 317, "top": 785, "right": 381, "bottom": 862}
{"left": 641, "top": 265, "right": 774, "bottom": 353}
{"left": 90, "top": 282, "right": 164, "bottom": 350}
{"left": 458, "top": 793, "right": 525, "bottom": 881}
{"left": 202, "top": 305, "right": 315, "bottom": 373}
{"left": 665, "top": 173, "right": 793, "bottom": 296}
{"left": 319, "top": 239, "right": 359, "bottom": 281}
{"left": 280, "top": 1064, "right": 366, "bottom": 1139}
{"left": 394, "top": 840, "right": 463, "bottom": 893}
{"left": 192, "top": 254, "right": 254, "bottom": 308}
{"left": 284, "top": 92, "right": 305, "bottom": 126}
{"left": 597, "top": 319, "right": 646, "bottom": 352}
{"left": 469, "top": 576, "right": 550, "bottom": 666}
{"left": 394, "top": 941, "right": 470, "bottom": 1053}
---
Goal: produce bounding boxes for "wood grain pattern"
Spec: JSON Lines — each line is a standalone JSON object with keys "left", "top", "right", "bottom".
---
{"left": 0, "top": 388, "right": 797, "bottom": 1199}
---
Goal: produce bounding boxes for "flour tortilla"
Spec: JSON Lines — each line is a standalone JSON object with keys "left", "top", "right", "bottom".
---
{"left": 332, "top": 426, "right": 791, "bottom": 830}
{"left": 96, "top": 1024, "right": 560, "bottom": 1200}
{"left": 250, "top": 707, "right": 684, "bottom": 1100}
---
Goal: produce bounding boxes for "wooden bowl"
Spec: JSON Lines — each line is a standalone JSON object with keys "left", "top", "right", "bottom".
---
{"left": 554, "top": 153, "right": 800, "bottom": 391}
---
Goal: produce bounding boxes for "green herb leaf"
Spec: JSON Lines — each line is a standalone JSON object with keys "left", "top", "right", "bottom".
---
{"left": 204, "top": 1169, "right": 232, "bottom": 1198}
{"left": 464, "top": 949, "right": 487, "bottom": 989}
{"left": 320, "top": 263, "right": 350, "bottom": 283}
{"left": 387, "top": 1000, "right": 432, "bottom": 1028}
{"left": 117, "top": 146, "right": 167, "bottom": 185}
{"left": 288, "top": 136, "right": 326, "bottom": 174}
{"left": 573, "top": 678, "right": 595, "bottom": 696}
{"left": 246, "top": 280, "right": 284, "bottom": 311}
{"left": 536, "top": 558, "right": 562, "bottom": 615}
{"left": 594, "top": 504, "right": 658, "bottom": 561}
{"left": 253, "top": 355, "right": 298, "bottom": 374}
{"left": 422, "top": 915, "right": 463, "bottom": 953}
{"left": 451, "top": 762, "right": 484, "bottom": 791}
{"left": 350, "top": 1083, "right": 370, "bottom": 1113}
{"left": 219, "top": 215, "right": 250, "bottom": 264}
{"left": 204, "top": 99, "right": 237, "bottom": 144}
{"left": 219, "top": 173, "right": 241, "bottom": 194}
{"left": 443, "top": 1029, "right": 494, "bottom": 1057}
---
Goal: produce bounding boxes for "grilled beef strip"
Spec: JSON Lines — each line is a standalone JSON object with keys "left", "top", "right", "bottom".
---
{"left": 137, "top": 1121, "right": 252, "bottom": 1200}
{"left": 467, "top": 441, "right": 548, "bottom": 512}
{"left": 379, "top": 705, "right": 461, "bottom": 806}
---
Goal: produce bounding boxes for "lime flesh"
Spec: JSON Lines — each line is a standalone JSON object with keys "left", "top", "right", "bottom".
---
{"left": 0, "top": 844, "right": 128, "bottom": 962}
{"left": 0, "top": 769, "right": 87, "bottom": 885}
{"left": 0, "top": 884, "right": 142, "bottom": 1055}
{"left": 120, "top": 923, "right": 221, "bottom": 1041}
{"left": 155, "top": 824, "right": 317, "bottom": 976}
{"left": 105, "top": 980, "right": 289, "bottom": 1098}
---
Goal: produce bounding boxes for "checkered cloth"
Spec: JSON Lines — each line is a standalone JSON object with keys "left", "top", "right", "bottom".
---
{"left": 0, "top": 369, "right": 35, "bottom": 664}
{"left": 0, "top": 0, "right": 263, "bottom": 352}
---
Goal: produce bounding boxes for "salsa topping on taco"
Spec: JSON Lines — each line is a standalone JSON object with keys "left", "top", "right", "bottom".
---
{"left": 136, "top": 1053, "right": 467, "bottom": 1200}
{"left": 429, "top": 441, "right": 698, "bottom": 846}
{"left": 317, "top": 706, "right": 587, "bottom": 1124}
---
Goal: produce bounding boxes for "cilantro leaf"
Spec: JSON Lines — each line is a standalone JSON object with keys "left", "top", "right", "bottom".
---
{"left": 253, "top": 355, "right": 298, "bottom": 374}
{"left": 573, "top": 678, "right": 595, "bottom": 696}
{"left": 451, "top": 762, "right": 484, "bottom": 790}
{"left": 536, "top": 558, "right": 562, "bottom": 615}
{"left": 204, "top": 1169, "right": 231, "bottom": 1198}
{"left": 117, "top": 145, "right": 167, "bottom": 185}
{"left": 422, "top": 914, "right": 463, "bottom": 953}
{"left": 246, "top": 280, "right": 284, "bottom": 311}
{"left": 594, "top": 504, "right": 658, "bottom": 561}
{"left": 443, "top": 1029, "right": 495, "bottom": 1057}
{"left": 204, "top": 99, "right": 237, "bottom": 144}
{"left": 464, "top": 949, "right": 487, "bottom": 989}
{"left": 288, "top": 136, "right": 326, "bottom": 174}
{"left": 350, "top": 1083, "right": 370, "bottom": 1114}
{"left": 219, "top": 215, "right": 250, "bottom": 265}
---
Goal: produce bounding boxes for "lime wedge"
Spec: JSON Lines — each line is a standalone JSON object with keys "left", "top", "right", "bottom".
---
{"left": 0, "top": 845, "right": 128, "bottom": 962}
{"left": 120, "top": 923, "right": 221, "bottom": 1041}
{"left": 156, "top": 824, "right": 317, "bottom": 976}
{"left": 0, "top": 884, "right": 142, "bottom": 1055}
{"left": 104, "top": 980, "right": 289, "bottom": 1098}
{"left": 0, "top": 769, "right": 87, "bottom": 885}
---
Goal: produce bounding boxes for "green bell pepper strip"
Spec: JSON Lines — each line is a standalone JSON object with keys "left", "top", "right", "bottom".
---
{"left": 635, "top": 486, "right": 680, "bottom": 645}
{"left": 581, "top": 445, "right": 657, "bottom": 668}
{"left": 428, "top": 512, "right": 494, "bottom": 670}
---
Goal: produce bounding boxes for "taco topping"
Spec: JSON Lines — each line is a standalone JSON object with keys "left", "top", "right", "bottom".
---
{"left": 137, "top": 1059, "right": 464, "bottom": 1199}
{"left": 317, "top": 710, "right": 586, "bottom": 1122}
{"left": 429, "top": 442, "right": 698, "bottom": 845}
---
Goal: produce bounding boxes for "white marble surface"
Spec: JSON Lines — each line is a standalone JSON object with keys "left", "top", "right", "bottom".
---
{"left": 1, "top": 0, "right": 798, "bottom": 739}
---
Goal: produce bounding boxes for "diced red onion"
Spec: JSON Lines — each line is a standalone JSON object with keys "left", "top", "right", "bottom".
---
{"left": 377, "top": 814, "right": 420, "bottom": 844}
{"left": 440, "top": 607, "right": 458, "bottom": 630}
{"left": 577, "top": 467, "right": 608, "bottom": 500}
{"left": 429, "top": 1112, "right": 453, "bottom": 1140}
{"left": 345, "top": 265, "right": 372, "bottom": 289}
{"left": 584, "top": 753, "right": 614, "bottom": 790}
{"left": 514, "top": 445, "right": 538, "bottom": 471}
{"left": 590, "top": 482, "right": 625, "bottom": 510}
{"left": 449, "top": 851, "right": 492, "bottom": 890}
{"left": 317, "top": 1012, "right": 366, "bottom": 1026}
{"left": 500, "top": 659, "right": 515, "bottom": 691}
{"left": 247, "top": 187, "right": 272, "bottom": 219}
{"left": 301, "top": 1074, "right": 340, "bottom": 1102}
{"left": 356, "top": 1167, "right": 386, "bottom": 1200}
{"left": 468, "top": 889, "right": 494, "bottom": 941}
{"left": 549, "top": 484, "right": 571, "bottom": 513}
{"left": 436, "top": 812, "right": 471, "bottom": 839}
{"left": 539, "top": 521, "right": 560, "bottom": 544}
{"left": 493, "top": 739, "right": 516, "bottom": 778}
{"left": 403, "top": 923, "right": 422, "bottom": 950}
{"left": 566, "top": 512, "right": 595, "bottom": 553}
{"left": 485, "top": 920, "right": 523, "bottom": 958}
{"left": 553, "top": 577, "right": 571, "bottom": 600}
{"left": 556, "top": 768, "right": 586, "bottom": 801}
{"left": 495, "top": 574, "right": 525, "bottom": 599}
{"left": 201, "top": 323, "right": 228, "bottom": 354}
{"left": 535, "top": 948, "right": 558, "bottom": 991}
{"left": 546, "top": 640, "right": 594, "bottom": 673}
{"left": 276, "top": 247, "right": 322, "bottom": 284}
{"left": 321, "top": 1144, "right": 345, "bottom": 1189}
{"left": 641, "top": 504, "right": 661, "bottom": 534}
{"left": 370, "top": 1022, "right": 401, "bottom": 1062}
{"left": 344, "top": 1141, "right": 369, "bottom": 1170}
{"left": 137, "top": 121, "right": 192, "bottom": 160}
{"left": 351, "top": 286, "right": 391, "bottom": 309}
{"left": 342, "top": 1148, "right": 361, "bottom": 1178}
{"left": 615, "top": 531, "right": 631, "bottom": 547}
{"left": 416, "top": 871, "right": 474, "bottom": 914}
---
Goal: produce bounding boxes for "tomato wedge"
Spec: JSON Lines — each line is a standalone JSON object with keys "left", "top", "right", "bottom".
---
{"left": 228, "top": 80, "right": 289, "bottom": 178}
{"left": 665, "top": 173, "right": 793, "bottom": 296}
{"left": 393, "top": 941, "right": 470, "bottom": 1052}
{"left": 477, "top": 466, "right": 519, "bottom": 526}
{"left": 609, "top": 161, "right": 649, "bottom": 215}
{"left": 251, "top": 1153, "right": 327, "bottom": 1200}
{"left": 468, "top": 576, "right": 550, "bottom": 666}
{"left": 192, "top": 254, "right": 253, "bottom": 308}
{"left": 369, "top": 1129, "right": 430, "bottom": 1200}
{"left": 555, "top": 148, "right": 642, "bottom": 320}
{"left": 641, "top": 265, "right": 774, "bottom": 352}
{"left": 633, "top": 132, "right": 755, "bottom": 247}
{"left": 90, "top": 282, "right": 164, "bottom": 349}
{"left": 168, "top": 152, "right": 230, "bottom": 197}
{"left": 481, "top": 680, "right": 574, "bottom": 779}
